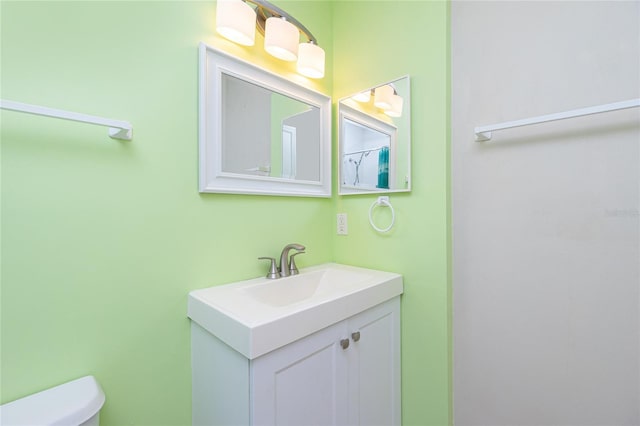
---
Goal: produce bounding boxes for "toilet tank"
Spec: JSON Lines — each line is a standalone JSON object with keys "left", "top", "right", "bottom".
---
{"left": 0, "top": 376, "right": 105, "bottom": 426}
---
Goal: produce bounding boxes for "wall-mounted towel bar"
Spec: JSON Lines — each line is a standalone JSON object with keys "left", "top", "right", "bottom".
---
{"left": 0, "top": 99, "right": 133, "bottom": 140}
{"left": 475, "top": 98, "right": 640, "bottom": 142}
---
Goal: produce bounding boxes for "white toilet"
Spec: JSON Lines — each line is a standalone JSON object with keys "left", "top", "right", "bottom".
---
{"left": 0, "top": 376, "right": 105, "bottom": 426}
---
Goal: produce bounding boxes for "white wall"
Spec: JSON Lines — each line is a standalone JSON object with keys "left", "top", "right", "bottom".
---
{"left": 283, "top": 110, "right": 320, "bottom": 181}
{"left": 222, "top": 75, "right": 271, "bottom": 175}
{"left": 452, "top": 1, "right": 640, "bottom": 425}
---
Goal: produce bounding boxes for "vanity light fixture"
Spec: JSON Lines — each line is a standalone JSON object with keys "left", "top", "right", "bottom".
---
{"left": 351, "top": 90, "right": 371, "bottom": 103}
{"left": 384, "top": 94, "right": 404, "bottom": 117}
{"left": 264, "top": 17, "right": 298, "bottom": 61}
{"left": 215, "top": 0, "right": 325, "bottom": 79}
{"left": 353, "top": 84, "right": 404, "bottom": 117}
{"left": 297, "top": 41, "right": 325, "bottom": 79}
{"left": 215, "top": 0, "right": 256, "bottom": 46}
{"left": 374, "top": 85, "right": 394, "bottom": 110}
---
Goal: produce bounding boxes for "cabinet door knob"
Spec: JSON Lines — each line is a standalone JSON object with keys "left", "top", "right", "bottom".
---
{"left": 351, "top": 331, "right": 361, "bottom": 342}
{"left": 340, "top": 339, "right": 350, "bottom": 350}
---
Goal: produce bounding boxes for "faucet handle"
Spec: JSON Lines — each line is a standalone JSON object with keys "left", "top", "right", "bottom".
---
{"left": 288, "top": 251, "right": 306, "bottom": 275}
{"left": 258, "top": 257, "right": 280, "bottom": 279}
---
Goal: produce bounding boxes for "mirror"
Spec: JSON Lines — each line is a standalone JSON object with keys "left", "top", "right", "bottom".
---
{"left": 199, "top": 43, "right": 331, "bottom": 197}
{"left": 338, "top": 76, "right": 411, "bottom": 195}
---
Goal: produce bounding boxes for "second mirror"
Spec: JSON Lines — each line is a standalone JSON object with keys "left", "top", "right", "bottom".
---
{"left": 338, "top": 76, "right": 411, "bottom": 195}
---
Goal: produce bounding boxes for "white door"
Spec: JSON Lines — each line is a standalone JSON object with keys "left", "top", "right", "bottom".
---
{"left": 251, "top": 321, "right": 349, "bottom": 426}
{"left": 347, "top": 298, "right": 401, "bottom": 426}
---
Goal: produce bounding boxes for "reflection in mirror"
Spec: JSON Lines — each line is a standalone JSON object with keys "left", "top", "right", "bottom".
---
{"left": 199, "top": 43, "right": 331, "bottom": 197}
{"left": 339, "top": 76, "right": 411, "bottom": 195}
{"left": 341, "top": 113, "right": 394, "bottom": 189}
{"left": 221, "top": 74, "right": 320, "bottom": 182}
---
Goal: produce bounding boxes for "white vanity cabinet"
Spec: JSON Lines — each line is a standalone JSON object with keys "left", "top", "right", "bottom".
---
{"left": 191, "top": 296, "right": 401, "bottom": 426}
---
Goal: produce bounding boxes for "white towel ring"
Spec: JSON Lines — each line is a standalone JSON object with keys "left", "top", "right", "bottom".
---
{"left": 369, "top": 196, "right": 395, "bottom": 233}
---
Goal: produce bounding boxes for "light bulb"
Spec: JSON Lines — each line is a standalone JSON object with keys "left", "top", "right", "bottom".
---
{"left": 374, "top": 85, "right": 394, "bottom": 110}
{"left": 297, "top": 42, "right": 325, "bottom": 79}
{"left": 264, "top": 17, "right": 299, "bottom": 61}
{"left": 216, "top": 0, "right": 256, "bottom": 46}
{"left": 385, "top": 94, "right": 404, "bottom": 117}
{"left": 352, "top": 90, "right": 371, "bottom": 103}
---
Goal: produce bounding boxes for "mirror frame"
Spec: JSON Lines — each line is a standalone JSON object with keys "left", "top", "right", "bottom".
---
{"left": 338, "top": 76, "right": 411, "bottom": 195}
{"left": 198, "top": 43, "right": 332, "bottom": 197}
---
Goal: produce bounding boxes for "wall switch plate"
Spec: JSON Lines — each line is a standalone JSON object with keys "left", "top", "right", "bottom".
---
{"left": 337, "top": 213, "right": 348, "bottom": 235}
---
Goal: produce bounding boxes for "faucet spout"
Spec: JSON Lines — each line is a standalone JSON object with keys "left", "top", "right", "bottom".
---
{"left": 279, "top": 243, "right": 305, "bottom": 277}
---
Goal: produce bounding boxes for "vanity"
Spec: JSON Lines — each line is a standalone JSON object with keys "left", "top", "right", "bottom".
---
{"left": 188, "top": 263, "right": 403, "bottom": 425}
{"left": 194, "top": 35, "right": 410, "bottom": 425}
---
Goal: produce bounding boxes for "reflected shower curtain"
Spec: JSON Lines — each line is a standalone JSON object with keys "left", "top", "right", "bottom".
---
{"left": 377, "top": 146, "right": 389, "bottom": 189}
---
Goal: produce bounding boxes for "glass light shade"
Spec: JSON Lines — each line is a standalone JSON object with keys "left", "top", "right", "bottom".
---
{"left": 216, "top": 0, "right": 256, "bottom": 46}
{"left": 374, "top": 85, "right": 394, "bottom": 109}
{"left": 385, "top": 94, "right": 404, "bottom": 117}
{"left": 264, "top": 17, "right": 299, "bottom": 61}
{"left": 297, "top": 43, "right": 325, "bottom": 79}
{"left": 352, "top": 90, "right": 371, "bottom": 103}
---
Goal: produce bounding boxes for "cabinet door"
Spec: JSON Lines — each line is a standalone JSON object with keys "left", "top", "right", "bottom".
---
{"left": 347, "top": 297, "right": 401, "bottom": 426}
{"left": 251, "top": 321, "right": 349, "bottom": 426}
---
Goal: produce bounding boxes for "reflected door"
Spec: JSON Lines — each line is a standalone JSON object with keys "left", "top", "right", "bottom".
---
{"left": 282, "top": 125, "right": 297, "bottom": 179}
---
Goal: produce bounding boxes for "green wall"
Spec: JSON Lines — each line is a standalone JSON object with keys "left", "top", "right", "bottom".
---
{"left": 1, "top": 1, "right": 450, "bottom": 425}
{"left": 332, "top": 2, "right": 451, "bottom": 425}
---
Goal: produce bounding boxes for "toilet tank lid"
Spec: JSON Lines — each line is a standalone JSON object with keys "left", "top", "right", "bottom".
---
{"left": 0, "top": 376, "right": 105, "bottom": 426}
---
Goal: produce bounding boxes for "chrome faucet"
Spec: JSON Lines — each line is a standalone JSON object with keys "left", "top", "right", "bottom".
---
{"left": 258, "top": 243, "right": 306, "bottom": 279}
{"left": 279, "top": 243, "right": 305, "bottom": 277}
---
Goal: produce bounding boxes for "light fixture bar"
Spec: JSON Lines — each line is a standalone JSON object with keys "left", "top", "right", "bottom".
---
{"left": 248, "top": 0, "right": 318, "bottom": 44}
{"left": 215, "top": 0, "right": 325, "bottom": 78}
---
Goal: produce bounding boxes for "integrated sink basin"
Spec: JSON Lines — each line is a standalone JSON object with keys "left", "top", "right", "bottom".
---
{"left": 243, "top": 267, "right": 374, "bottom": 307}
{"left": 188, "top": 263, "right": 403, "bottom": 359}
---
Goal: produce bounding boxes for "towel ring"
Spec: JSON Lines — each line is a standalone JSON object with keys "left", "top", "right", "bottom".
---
{"left": 369, "top": 196, "right": 395, "bottom": 233}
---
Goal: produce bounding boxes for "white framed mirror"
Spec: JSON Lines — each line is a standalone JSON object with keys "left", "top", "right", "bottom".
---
{"left": 199, "top": 43, "right": 331, "bottom": 197}
{"left": 338, "top": 76, "right": 411, "bottom": 195}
